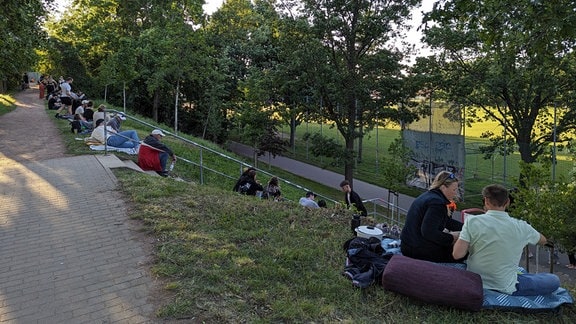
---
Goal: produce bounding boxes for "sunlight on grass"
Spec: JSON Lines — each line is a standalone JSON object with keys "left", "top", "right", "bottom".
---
{"left": 114, "top": 169, "right": 576, "bottom": 322}
{"left": 0, "top": 94, "right": 16, "bottom": 115}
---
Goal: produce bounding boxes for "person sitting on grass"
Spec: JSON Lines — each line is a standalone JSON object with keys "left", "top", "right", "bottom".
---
{"left": 90, "top": 118, "right": 140, "bottom": 151}
{"left": 235, "top": 169, "right": 264, "bottom": 196}
{"left": 299, "top": 191, "right": 320, "bottom": 209}
{"left": 453, "top": 184, "right": 560, "bottom": 296}
{"left": 142, "top": 129, "right": 177, "bottom": 177}
{"left": 107, "top": 112, "right": 126, "bottom": 132}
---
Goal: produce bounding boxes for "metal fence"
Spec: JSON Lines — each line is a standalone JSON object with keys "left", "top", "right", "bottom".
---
{"left": 108, "top": 110, "right": 339, "bottom": 205}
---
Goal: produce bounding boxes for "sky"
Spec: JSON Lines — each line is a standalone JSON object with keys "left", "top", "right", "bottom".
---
{"left": 54, "top": 0, "right": 224, "bottom": 15}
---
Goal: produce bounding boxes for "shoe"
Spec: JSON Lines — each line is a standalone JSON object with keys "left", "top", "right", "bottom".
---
{"left": 156, "top": 171, "right": 169, "bottom": 177}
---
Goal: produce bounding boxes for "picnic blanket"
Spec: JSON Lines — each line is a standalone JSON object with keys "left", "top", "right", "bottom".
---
{"left": 437, "top": 262, "right": 573, "bottom": 311}
{"left": 89, "top": 145, "right": 137, "bottom": 155}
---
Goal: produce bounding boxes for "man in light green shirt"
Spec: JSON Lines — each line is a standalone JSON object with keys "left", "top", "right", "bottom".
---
{"left": 453, "top": 184, "right": 560, "bottom": 295}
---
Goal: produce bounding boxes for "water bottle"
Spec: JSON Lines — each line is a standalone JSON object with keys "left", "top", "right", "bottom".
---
{"left": 169, "top": 160, "right": 175, "bottom": 172}
{"left": 350, "top": 214, "right": 361, "bottom": 235}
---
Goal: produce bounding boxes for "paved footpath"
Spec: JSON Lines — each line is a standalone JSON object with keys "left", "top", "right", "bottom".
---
{"left": 0, "top": 87, "right": 158, "bottom": 323}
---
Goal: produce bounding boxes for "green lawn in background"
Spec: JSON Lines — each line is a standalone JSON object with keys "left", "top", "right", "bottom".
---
{"left": 280, "top": 120, "right": 573, "bottom": 207}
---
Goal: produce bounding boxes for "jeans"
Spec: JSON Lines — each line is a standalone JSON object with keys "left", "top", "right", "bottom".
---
{"left": 512, "top": 273, "right": 560, "bottom": 296}
{"left": 159, "top": 152, "right": 169, "bottom": 171}
{"left": 107, "top": 130, "right": 140, "bottom": 149}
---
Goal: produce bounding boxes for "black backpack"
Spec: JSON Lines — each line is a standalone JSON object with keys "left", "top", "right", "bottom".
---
{"left": 342, "top": 237, "right": 392, "bottom": 288}
{"left": 70, "top": 120, "right": 82, "bottom": 133}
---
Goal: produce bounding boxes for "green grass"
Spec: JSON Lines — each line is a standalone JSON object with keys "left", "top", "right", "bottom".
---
{"left": 0, "top": 93, "right": 17, "bottom": 116}
{"left": 46, "top": 103, "right": 576, "bottom": 322}
{"left": 47, "top": 105, "right": 345, "bottom": 205}
{"left": 114, "top": 168, "right": 576, "bottom": 322}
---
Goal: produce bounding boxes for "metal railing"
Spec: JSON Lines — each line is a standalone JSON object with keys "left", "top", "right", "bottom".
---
{"left": 363, "top": 193, "right": 407, "bottom": 229}
{"left": 105, "top": 110, "right": 339, "bottom": 205}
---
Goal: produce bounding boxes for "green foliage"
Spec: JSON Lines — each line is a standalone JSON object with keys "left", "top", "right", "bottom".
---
{"left": 478, "top": 130, "right": 515, "bottom": 160}
{"left": 380, "top": 137, "right": 417, "bottom": 191}
{"left": 420, "top": 0, "right": 576, "bottom": 166}
{"left": 0, "top": 0, "right": 46, "bottom": 90}
{"left": 298, "top": 0, "right": 423, "bottom": 182}
{"left": 302, "top": 132, "right": 349, "bottom": 167}
{"left": 510, "top": 161, "right": 576, "bottom": 253}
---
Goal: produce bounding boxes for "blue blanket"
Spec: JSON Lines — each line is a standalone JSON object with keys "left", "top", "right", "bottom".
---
{"left": 437, "top": 263, "right": 574, "bottom": 311}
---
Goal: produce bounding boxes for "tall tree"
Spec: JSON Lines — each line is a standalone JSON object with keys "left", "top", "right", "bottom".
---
{"left": 421, "top": 0, "right": 576, "bottom": 166}
{"left": 0, "top": 0, "right": 47, "bottom": 91}
{"left": 297, "top": 0, "right": 421, "bottom": 187}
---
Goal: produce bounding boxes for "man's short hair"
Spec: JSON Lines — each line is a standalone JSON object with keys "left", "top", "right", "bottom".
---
{"left": 340, "top": 180, "right": 350, "bottom": 188}
{"left": 482, "top": 184, "right": 509, "bottom": 207}
{"left": 306, "top": 191, "right": 315, "bottom": 198}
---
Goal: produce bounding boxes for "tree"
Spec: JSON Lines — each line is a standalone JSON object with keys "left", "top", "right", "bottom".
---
{"left": 296, "top": 0, "right": 421, "bottom": 187}
{"left": 0, "top": 0, "right": 47, "bottom": 91}
{"left": 421, "top": 0, "right": 576, "bottom": 169}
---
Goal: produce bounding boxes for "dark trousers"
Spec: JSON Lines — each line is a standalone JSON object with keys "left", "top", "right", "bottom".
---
{"left": 159, "top": 152, "right": 169, "bottom": 171}
{"left": 401, "top": 243, "right": 464, "bottom": 263}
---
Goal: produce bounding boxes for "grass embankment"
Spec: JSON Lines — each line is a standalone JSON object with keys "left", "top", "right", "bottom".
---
{"left": 0, "top": 94, "right": 17, "bottom": 116}
{"left": 47, "top": 105, "right": 576, "bottom": 322}
{"left": 49, "top": 104, "right": 344, "bottom": 204}
{"left": 116, "top": 169, "right": 576, "bottom": 322}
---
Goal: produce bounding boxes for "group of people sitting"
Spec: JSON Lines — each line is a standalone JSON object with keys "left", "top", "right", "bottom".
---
{"left": 399, "top": 171, "right": 561, "bottom": 296}
{"left": 231, "top": 168, "right": 373, "bottom": 217}
{"left": 232, "top": 168, "right": 280, "bottom": 200}
{"left": 43, "top": 77, "right": 177, "bottom": 177}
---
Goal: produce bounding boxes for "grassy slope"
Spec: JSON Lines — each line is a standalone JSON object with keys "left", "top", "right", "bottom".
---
{"left": 46, "top": 105, "right": 576, "bottom": 322}
{"left": 116, "top": 169, "right": 576, "bottom": 322}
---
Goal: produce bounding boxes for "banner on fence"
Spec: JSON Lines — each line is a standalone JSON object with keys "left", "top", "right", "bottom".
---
{"left": 403, "top": 104, "right": 465, "bottom": 196}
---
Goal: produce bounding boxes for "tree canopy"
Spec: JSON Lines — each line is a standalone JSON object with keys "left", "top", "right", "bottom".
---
{"left": 419, "top": 0, "right": 576, "bottom": 165}
{"left": 0, "top": 0, "right": 48, "bottom": 90}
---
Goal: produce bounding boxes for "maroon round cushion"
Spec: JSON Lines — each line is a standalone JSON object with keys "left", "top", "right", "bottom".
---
{"left": 382, "top": 255, "right": 483, "bottom": 311}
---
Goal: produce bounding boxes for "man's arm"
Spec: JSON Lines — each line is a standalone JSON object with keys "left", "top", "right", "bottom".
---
{"left": 538, "top": 234, "right": 548, "bottom": 245}
{"left": 452, "top": 238, "right": 469, "bottom": 260}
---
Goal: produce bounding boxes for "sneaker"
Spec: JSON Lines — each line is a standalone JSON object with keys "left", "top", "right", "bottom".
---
{"left": 156, "top": 171, "right": 169, "bottom": 177}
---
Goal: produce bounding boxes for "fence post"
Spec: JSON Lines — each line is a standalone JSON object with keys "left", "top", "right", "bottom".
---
{"left": 200, "top": 148, "right": 204, "bottom": 185}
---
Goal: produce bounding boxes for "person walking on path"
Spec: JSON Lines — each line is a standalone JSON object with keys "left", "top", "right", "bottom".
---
{"left": 55, "top": 76, "right": 74, "bottom": 117}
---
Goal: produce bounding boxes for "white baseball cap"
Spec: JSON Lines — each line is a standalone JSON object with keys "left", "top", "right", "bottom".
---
{"left": 151, "top": 129, "right": 165, "bottom": 136}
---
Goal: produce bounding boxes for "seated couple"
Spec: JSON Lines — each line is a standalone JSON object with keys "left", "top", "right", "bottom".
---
{"left": 90, "top": 118, "right": 140, "bottom": 152}
{"left": 137, "top": 129, "right": 177, "bottom": 177}
{"left": 400, "top": 171, "right": 560, "bottom": 296}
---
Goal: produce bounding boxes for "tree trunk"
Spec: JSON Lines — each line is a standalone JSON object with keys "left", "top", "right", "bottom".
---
{"left": 152, "top": 90, "right": 160, "bottom": 122}
{"left": 358, "top": 125, "right": 363, "bottom": 163}
{"left": 289, "top": 116, "right": 296, "bottom": 148}
{"left": 344, "top": 136, "right": 355, "bottom": 188}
